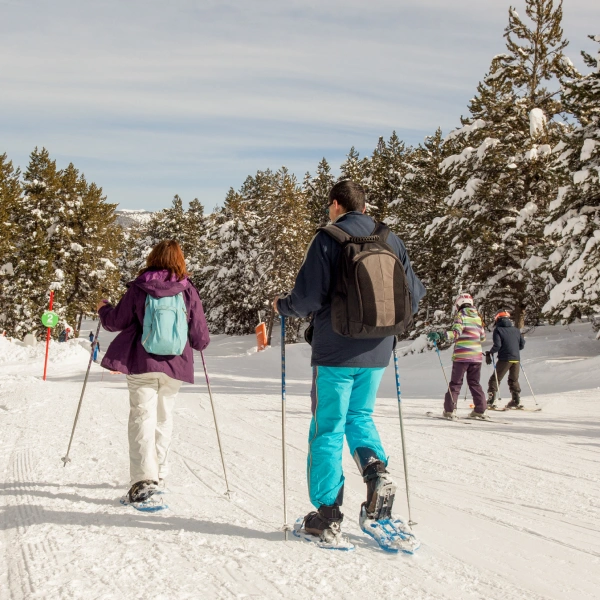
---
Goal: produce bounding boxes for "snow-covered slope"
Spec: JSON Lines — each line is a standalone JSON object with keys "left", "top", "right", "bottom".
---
{"left": 0, "top": 323, "right": 599, "bottom": 599}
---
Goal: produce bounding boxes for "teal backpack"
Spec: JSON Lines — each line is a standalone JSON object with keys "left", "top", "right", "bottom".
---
{"left": 141, "top": 293, "right": 189, "bottom": 356}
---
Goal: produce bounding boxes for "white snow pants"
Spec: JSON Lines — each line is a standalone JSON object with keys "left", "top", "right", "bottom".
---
{"left": 126, "top": 372, "right": 182, "bottom": 485}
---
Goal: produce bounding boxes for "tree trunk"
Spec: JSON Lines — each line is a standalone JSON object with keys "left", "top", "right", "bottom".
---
{"left": 75, "top": 312, "right": 83, "bottom": 337}
{"left": 513, "top": 304, "right": 526, "bottom": 329}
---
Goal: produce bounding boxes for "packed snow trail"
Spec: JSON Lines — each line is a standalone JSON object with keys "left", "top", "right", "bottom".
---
{"left": 0, "top": 323, "right": 599, "bottom": 599}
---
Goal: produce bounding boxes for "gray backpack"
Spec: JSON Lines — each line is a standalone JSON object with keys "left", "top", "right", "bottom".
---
{"left": 320, "top": 222, "right": 413, "bottom": 339}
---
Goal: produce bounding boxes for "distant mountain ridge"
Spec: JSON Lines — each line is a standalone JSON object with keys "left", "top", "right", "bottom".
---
{"left": 115, "top": 209, "right": 153, "bottom": 228}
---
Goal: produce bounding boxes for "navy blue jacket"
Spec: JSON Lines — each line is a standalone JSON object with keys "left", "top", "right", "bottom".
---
{"left": 277, "top": 212, "right": 426, "bottom": 368}
{"left": 490, "top": 317, "right": 525, "bottom": 362}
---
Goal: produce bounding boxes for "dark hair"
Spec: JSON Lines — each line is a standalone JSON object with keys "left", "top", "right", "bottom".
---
{"left": 329, "top": 180, "right": 366, "bottom": 213}
{"left": 138, "top": 240, "right": 189, "bottom": 281}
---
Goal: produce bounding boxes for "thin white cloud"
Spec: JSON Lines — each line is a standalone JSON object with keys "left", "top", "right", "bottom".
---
{"left": 1, "top": 0, "right": 598, "bottom": 210}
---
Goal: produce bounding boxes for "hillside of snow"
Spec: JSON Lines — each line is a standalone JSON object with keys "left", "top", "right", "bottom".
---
{"left": 0, "top": 322, "right": 599, "bottom": 599}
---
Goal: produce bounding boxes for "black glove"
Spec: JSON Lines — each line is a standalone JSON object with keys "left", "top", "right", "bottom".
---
{"left": 485, "top": 351, "right": 492, "bottom": 366}
{"left": 304, "top": 324, "right": 314, "bottom": 346}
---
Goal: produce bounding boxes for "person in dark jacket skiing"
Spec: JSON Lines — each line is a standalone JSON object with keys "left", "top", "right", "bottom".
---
{"left": 97, "top": 240, "right": 210, "bottom": 506}
{"left": 485, "top": 310, "right": 525, "bottom": 409}
{"left": 274, "top": 180, "right": 425, "bottom": 549}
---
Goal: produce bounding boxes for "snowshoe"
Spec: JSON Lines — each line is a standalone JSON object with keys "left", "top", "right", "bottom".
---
{"left": 359, "top": 504, "right": 420, "bottom": 554}
{"left": 120, "top": 494, "right": 167, "bottom": 513}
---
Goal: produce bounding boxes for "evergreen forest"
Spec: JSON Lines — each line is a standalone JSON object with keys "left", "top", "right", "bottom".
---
{"left": 1, "top": 1, "right": 599, "bottom": 341}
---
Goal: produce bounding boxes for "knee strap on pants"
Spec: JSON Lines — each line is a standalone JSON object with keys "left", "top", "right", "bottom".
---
{"left": 126, "top": 372, "right": 182, "bottom": 485}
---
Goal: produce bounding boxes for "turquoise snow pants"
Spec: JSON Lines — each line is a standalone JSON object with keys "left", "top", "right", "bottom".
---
{"left": 308, "top": 366, "right": 387, "bottom": 508}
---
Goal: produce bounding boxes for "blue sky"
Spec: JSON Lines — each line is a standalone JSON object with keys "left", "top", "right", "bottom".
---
{"left": 1, "top": 0, "right": 598, "bottom": 213}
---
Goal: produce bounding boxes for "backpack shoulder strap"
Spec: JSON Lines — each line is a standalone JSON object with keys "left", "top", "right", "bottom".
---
{"left": 371, "top": 222, "right": 391, "bottom": 243}
{"left": 317, "top": 224, "right": 353, "bottom": 245}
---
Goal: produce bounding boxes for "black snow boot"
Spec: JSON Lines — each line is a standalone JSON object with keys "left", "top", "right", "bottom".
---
{"left": 487, "top": 391, "right": 497, "bottom": 408}
{"left": 303, "top": 504, "right": 344, "bottom": 543}
{"left": 127, "top": 480, "right": 158, "bottom": 503}
{"left": 363, "top": 460, "right": 396, "bottom": 520}
{"left": 506, "top": 393, "right": 522, "bottom": 409}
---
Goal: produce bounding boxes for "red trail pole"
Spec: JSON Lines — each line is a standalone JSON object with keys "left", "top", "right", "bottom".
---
{"left": 42, "top": 291, "right": 54, "bottom": 381}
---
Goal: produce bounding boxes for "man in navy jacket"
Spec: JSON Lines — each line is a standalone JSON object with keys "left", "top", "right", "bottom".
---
{"left": 486, "top": 310, "right": 525, "bottom": 408}
{"left": 274, "top": 180, "right": 425, "bottom": 546}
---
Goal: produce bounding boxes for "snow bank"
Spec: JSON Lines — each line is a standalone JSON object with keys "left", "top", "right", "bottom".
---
{"left": 0, "top": 336, "right": 91, "bottom": 365}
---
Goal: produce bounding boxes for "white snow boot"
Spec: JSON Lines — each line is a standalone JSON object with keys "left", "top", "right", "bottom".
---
{"left": 469, "top": 410, "right": 490, "bottom": 420}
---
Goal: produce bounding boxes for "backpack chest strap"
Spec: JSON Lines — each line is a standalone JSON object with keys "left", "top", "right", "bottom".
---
{"left": 318, "top": 222, "right": 390, "bottom": 245}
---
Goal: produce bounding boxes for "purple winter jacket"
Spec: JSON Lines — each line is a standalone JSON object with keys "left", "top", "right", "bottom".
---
{"left": 98, "top": 270, "right": 210, "bottom": 384}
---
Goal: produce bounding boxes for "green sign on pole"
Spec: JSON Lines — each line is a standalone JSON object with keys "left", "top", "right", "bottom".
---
{"left": 41, "top": 311, "right": 59, "bottom": 328}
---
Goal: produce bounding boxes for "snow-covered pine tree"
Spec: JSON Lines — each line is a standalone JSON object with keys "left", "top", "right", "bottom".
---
{"left": 0, "top": 153, "right": 21, "bottom": 280}
{"left": 183, "top": 198, "right": 208, "bottom": 287}
{"left": 543, "top": 35, "right": 600, "bottom": 322}
{"left": 118, "top": 196, "right": 185, "bottom": 284}
{"left": 256, "top": 167, "right": 312, "bottom": 341}
{"left": 59, "top": 169, "right": 121, "bottom": 330}
{"left": 151, "top": 194, "right": 187, "bottom": 242}
{"left": 339, "top": 147, "right": 370, "bottom": 190}
{"left": 400, "top": 129, "right": 456, "bottom": 330}
{"left": 368, "top": 132, "right": 413, "bottom": 223}
{"left": 430, "top": 1, "right": 577, "bottom": 327}
{"left": 303, "top": 158, "right": 335, "bottom": 228}
{"left": 200, "top": 189, "right": 265, "bottom": 334}
{"left": 1, "top": 148, "right": 62, "bottom": 338}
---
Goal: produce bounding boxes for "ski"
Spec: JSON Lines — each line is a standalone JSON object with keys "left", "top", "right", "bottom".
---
{"left": 464, "top": 416, "right": 511, "bottom": 424}
{"left": 504, "top": 405, "right": 542, "bottom": 412}
{"left": 119, "top": 495, "right": 168, "bottom": 513}
{"left": 292, "top": 517, "right": 355, "bottom": 551}
{"left": 425, "top": 411, "right": 472, "bottom": 423}
{"left": 360, "top": 511, "right": 420, "bottom": 554}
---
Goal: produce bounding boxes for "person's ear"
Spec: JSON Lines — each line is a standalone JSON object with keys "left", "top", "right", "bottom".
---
{"left": 361, "top": 205, "right": 366, "bottom": 214}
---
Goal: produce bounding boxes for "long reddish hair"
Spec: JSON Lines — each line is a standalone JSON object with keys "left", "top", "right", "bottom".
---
{"left": 139, "top": 240, "right": 189, "bottom": 281}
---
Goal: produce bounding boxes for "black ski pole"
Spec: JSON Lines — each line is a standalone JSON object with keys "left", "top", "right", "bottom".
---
{"left": 491, "top": 353, "right": 502, "bottom": 404}
{"left": 393, "top": 348, "right": 416, "bottom": 526}
{"left": 62, "top": 320, "right": 101, "bottom": 466}
{"left": 433, "top": 340, "right": 455, "bottom": 409}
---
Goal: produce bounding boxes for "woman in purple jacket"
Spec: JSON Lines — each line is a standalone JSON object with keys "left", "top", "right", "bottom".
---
{"left": 97, "top": 240, "right": 210, "bottom": 506}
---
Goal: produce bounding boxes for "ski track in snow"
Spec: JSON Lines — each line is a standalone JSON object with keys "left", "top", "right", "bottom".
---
{"left": 0, "top": 323, "right": 599, "bottom": 599}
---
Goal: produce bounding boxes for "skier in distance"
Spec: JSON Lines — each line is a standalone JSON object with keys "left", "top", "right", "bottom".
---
{"left": 273, "top": 180, "right": 425, "bottom": 546}
{"left": 485, "top": 310, "right": 525, "bottom": 409}
{"left": 427, "top": 293, "right": 487, "bottom": 420}
{"left": 97, "top": 240, "right": 210, "bottom": 506}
